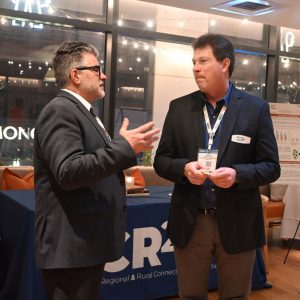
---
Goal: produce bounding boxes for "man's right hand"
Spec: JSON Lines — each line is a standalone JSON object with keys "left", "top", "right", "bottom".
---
{"left": 184, "top": 161, "right": 209, "bottom": 185}
{"left": 119, "top": 118, "right": 160, "bottom": 154}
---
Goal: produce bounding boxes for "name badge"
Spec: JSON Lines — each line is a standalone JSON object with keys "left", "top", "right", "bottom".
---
{"left": 198, "top": 149, "right": 218, "bottom": 173}
{"left": 231, "top": 135, "right": 251, "bottom": 144}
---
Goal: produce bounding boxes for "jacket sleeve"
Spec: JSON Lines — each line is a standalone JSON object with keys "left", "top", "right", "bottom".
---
{"left": 34, "top": 102, "right": 137, "bottom": 191}
{"left": 232, "top": 101, "right": 281, "bottom": 189}
{"left": 154, "top": 101, "right": 190, "bottom": 183}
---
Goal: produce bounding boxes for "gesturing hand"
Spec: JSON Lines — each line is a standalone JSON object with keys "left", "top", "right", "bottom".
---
{"left": 119, "top": 118, "right": 160, "bottom": 154}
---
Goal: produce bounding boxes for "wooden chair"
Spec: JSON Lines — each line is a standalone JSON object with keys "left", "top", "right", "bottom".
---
{"left": 265, "top": 200, "right": 285, "bottom": 227}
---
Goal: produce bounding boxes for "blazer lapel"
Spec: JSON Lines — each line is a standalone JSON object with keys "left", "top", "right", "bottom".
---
{"left": 58, "top": 90, "right": 110, "bottom": 142}
{"left": 191, "top": 91, "right": 205, "bottom": 150}
{"left": 217, "top": 87, "right": 243, "bottom": 166}
{"left": 77, "top": 104, "right": 111, "bottom": 142}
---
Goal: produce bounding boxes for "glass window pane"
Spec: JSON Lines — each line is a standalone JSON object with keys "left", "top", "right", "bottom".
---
{"left": 0, "top": 20, "right": 105, "bottom": 166}
{"left": 0, "top": 0, "right": 106, "bottom": 23}
{"left": 231, "top": 51, "right": 267, "bottom": 99}
{"left": 119, "top": 0, "right": 265, "bottom": 47}
{"left": 209, "top": 16, "right": 265, "bottom": 48}
{"left": 114, "top": 36, "right": 196, "bottom": 163}
{"left": 277, "top": 57, "right": 300, "bottom": 104}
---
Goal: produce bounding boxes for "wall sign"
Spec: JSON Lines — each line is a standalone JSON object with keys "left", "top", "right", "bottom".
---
{"left": 10, "top": 0, "right": 52, "bottom": 29}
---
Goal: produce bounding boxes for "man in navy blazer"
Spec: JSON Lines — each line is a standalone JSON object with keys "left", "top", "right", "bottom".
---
{"left": 154, "top": 34, "right": 280, "bottom": 300}
{"left": 34, "top": 42, "right": 159, "bottom": 300}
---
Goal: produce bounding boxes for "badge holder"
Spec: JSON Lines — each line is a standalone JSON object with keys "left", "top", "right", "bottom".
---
{"left": 198, "top": 149, "right": 218, "bottom": 174}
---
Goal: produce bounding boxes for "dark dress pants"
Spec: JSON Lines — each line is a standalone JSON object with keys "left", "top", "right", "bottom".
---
{"left": 41, "top": 264, "right": 105, "bottom": 300}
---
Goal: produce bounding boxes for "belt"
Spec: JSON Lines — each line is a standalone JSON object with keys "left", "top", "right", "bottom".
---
{"left": 198, "top": 208, "right": 217, "bottom": 216}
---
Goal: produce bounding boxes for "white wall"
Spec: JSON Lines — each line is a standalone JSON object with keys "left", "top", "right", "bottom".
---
{"left": 152, "top": 41, "right": 198, "bottom": 154}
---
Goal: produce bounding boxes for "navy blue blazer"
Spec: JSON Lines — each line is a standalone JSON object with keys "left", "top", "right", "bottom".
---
{"left": 154, "top": 85, "right": 280, "bottom": 254}
{"left": 34, "top": 90, "right": 136, "bottom": 268}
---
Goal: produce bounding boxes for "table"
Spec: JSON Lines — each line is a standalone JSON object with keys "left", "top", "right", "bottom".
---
{"left": 0, "top": 190, "right": 46, "bottom": 300}
{"left": 0, "top": 187, "right": 269, "bottom": 300}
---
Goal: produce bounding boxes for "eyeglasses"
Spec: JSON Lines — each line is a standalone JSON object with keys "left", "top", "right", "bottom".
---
{"left": 75, "top": 65, "right": 102, "bottom": 76}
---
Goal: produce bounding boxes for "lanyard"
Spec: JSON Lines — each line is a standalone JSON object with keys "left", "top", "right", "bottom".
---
{"left": 203, "top": 104, "right": 226, "bottom": 150}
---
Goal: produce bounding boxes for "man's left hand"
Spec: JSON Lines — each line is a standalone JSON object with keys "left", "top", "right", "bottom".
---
{"left": 209, "top": 167, "right": 236, "bottom": 188}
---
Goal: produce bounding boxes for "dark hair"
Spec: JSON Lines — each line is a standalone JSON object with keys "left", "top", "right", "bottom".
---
{"left": 192, "top": 34, "right": 235, "bottom": 77}
{"left": 52, "top": 42, "right": 99, "bottom": 89}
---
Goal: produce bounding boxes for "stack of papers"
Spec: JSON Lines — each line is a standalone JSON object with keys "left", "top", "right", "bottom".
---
{"left": 126, "top": 187, "right": 150, "bottom": 197}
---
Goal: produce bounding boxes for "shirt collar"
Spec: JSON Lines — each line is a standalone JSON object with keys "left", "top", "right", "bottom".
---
{"left": 203, "top": 81, "right": 232, "bottom": 107}
{"left": 61, "top": 89, "right": 91, "bottom": 112}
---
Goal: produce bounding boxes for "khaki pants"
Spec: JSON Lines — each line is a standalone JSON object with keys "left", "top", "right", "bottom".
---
{"left": 174, "top": 214, "right": 255, "bottom": 300}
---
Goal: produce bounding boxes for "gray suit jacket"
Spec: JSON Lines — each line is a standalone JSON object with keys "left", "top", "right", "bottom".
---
{"left": 154, "top": 86, "right": 280, "bottom": 254}
{"left": 34, "top": 90, "right": 136, "bottom": 269}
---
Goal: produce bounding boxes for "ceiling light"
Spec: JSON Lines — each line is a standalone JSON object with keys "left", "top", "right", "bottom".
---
{"left": 48, "top": 7, "right": 54, "bottom": 14}
{"left": 211, "top": 0, "right": 277, "bottom": 17}
{"left": 210, "top": 20, "right": 216, "bottom": 26}
{"left": 146, "top": 20, "right": 154, "bottom": 28}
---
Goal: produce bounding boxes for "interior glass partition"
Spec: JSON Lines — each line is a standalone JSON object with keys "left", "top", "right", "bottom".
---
{"left": 232, "top": 51, "right": 267, "bottom": 99}
{"left": 118, "top": 0, "right": 266, "bottom": 47}
{"left": 0, "top": 0, "right": 297, "bottom": 166}
{"left": 277, "top": 57, "right": 300, "bottom": 104}
{"left": 0, "top": 0, "right": 107, "bottom": 23}
{"left": 0, "top": 19, "right": 105, "bottom": 166}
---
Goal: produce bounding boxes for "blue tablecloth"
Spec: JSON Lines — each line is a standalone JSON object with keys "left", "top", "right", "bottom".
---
{"left": 0, "top": 190, "right": 45, "bottom": 300}
{"left": 0, "top": 187, "right": 269, "bottom": 300}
